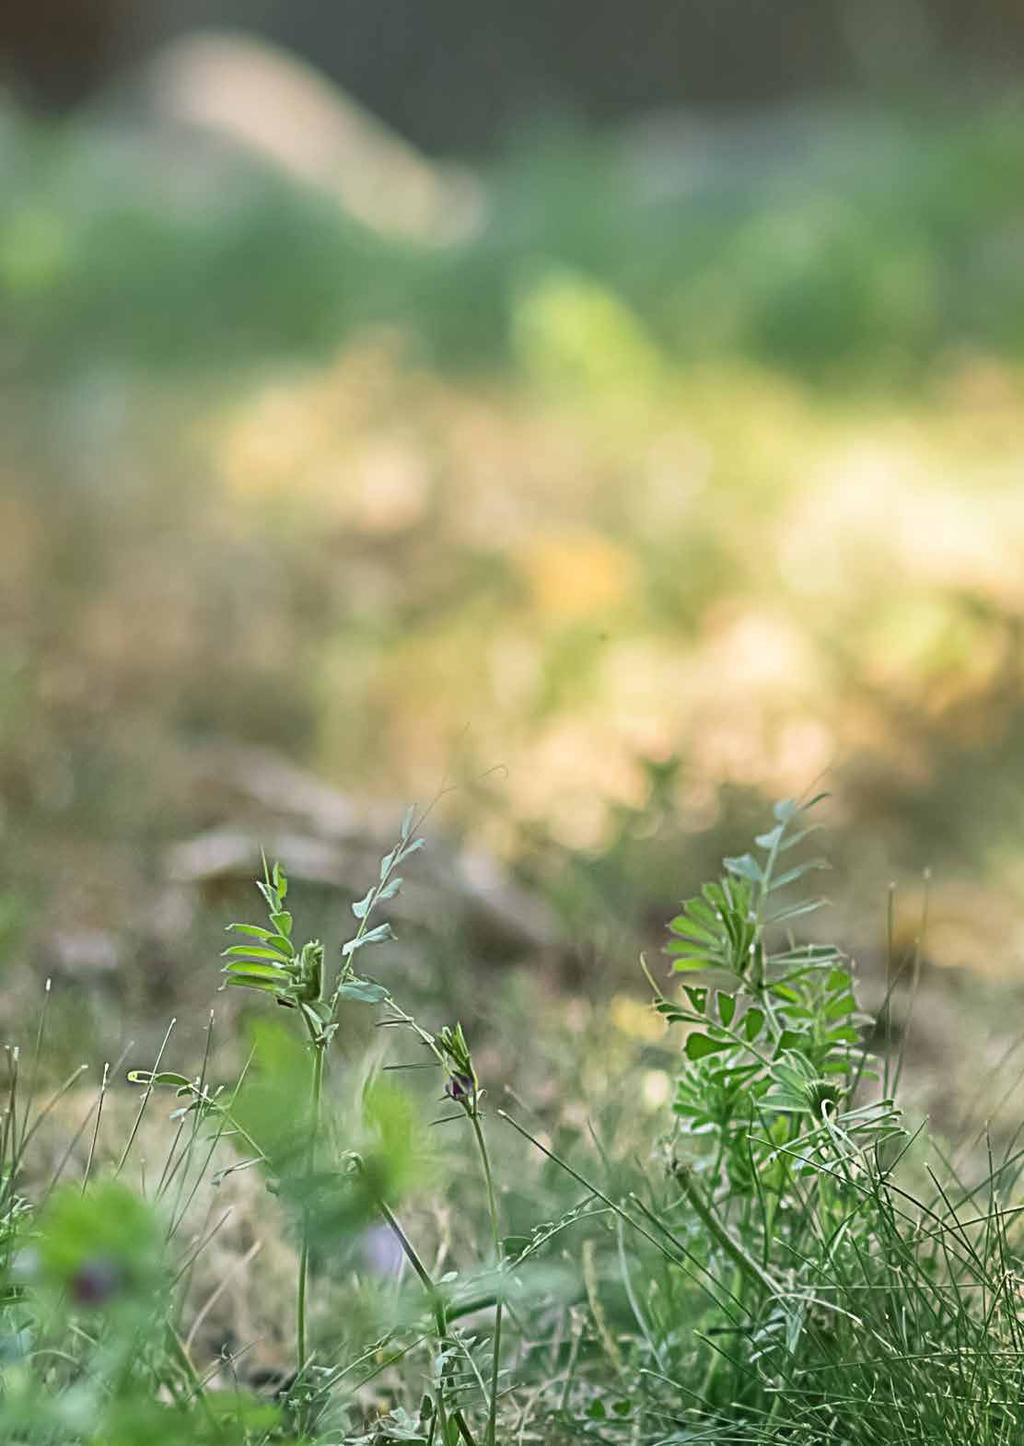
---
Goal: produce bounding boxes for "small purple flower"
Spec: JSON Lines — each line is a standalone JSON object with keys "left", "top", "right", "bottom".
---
{"left": 70, "top": 1256, "right": 123, "bottom": 1307}
{"left": 359, "top": 1223, "right": 405, "bottom": 1278}
{"left": 445, "top": 1071, "right": 476, "bottom": 1104}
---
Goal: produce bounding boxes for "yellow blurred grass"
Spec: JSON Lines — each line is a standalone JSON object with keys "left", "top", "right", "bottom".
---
{"left": 209, "top": 345, "right": 1024, "bottom": 855}
{"left": 8, "top": 330, "right": 1024, "bottom": 971}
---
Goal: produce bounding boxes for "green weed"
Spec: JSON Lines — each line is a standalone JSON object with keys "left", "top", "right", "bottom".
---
{"left": 3, "top": 798, "right": 1024, "bottom": 1442}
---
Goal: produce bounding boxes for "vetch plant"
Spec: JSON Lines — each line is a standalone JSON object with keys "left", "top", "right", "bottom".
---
{"left": 498, "top": 795, "right": 1024, "bottom": 1442}
{"left": 216, "top": 809, "right": 507, "bottom": 1446}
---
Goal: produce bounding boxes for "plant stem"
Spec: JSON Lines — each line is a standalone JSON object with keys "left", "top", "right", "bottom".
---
{"left": 297, "top": 1039, "right": 325, "bottom": 1381}
{"left": 372, "top": 1187, "right": 480, "bottom": 1446}
{"left": 470, "top": 1111, "right": 504, "bottom": 1446}
{"left": 168, "top": 1326, "right": 217, "bottom": 1427}
{"left": 670, "top": 1160, "right": 780, "bottom": 1296}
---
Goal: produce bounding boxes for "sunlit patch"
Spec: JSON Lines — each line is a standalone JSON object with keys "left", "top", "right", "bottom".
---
{"left": 518, "top": 532, "right": 634, "bottom": 621}
{"left": 12, "top": 320, "right": 1024, "bottom": 914}
{"left": 641, "top": 1069, "right": 671, "bottom": 1109}
{"left": 610, "top": 994, "right": 667, "bottom": 1043}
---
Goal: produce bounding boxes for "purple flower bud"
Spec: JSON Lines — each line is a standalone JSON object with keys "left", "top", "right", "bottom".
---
{"left": 69, "top": 1256, "right": 123, "bottom": 1307}
{"left": 445, "top": 1071, "right": 475, "bottom": 1103}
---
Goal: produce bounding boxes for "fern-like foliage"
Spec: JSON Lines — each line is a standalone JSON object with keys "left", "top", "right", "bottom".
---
{"left": 652, "top": 794, "right": 895, "bottom": 1194}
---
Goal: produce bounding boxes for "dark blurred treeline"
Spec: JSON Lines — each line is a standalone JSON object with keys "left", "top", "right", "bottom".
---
{"left": 4, "top": 0, "right": 1023, "bottom": 149}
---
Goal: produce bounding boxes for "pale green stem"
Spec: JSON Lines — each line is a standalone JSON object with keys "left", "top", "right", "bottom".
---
{"left": 370, "top": 1185, "right": 480, "bottom": 1446}
{"left": 297, "top": 1040, "right": 325, "bottom": 1385}
{"left": 470, "top": 1110, "right": 504, "bottom": 1446}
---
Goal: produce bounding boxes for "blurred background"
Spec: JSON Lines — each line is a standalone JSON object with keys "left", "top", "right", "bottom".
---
{"left": 3, "top": 1, "right": 1024, "bottom": 1087}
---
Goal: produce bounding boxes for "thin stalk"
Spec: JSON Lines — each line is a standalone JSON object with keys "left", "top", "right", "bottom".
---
{"left": 116, "top": 1018, "right": 176, "bottom": 1176}
{"left": 84, "top": 1057, "right": 115, "bottom": 1193}
{"left": 166, "top": 1326, "right": 217, "bottom": 1430}
{"left": 371, "top": 1186, "right": 480, "bottom": 1446}
{"left": 19, "top": 978, "right": 52, "bottom": 1155}
{"left": 470, "top": 1110, "right": 504, "bottom": 1446}
{"left": 297, "top": 1040, "right": 325, "bottom": 1380}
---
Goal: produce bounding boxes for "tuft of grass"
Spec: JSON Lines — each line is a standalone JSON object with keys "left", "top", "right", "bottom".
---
{"left": 4, "top": 796, "right": 1024, "bottom": 1442}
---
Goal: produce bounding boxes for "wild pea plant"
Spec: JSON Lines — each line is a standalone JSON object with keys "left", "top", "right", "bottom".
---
{"left": 210, "top": 810, "right": 506, "bottom": 1445}
{"left": 0, "top": 806, "right": 515, "bottom": 1445}
{"left": 499, "top": 796, "right": 1024, "bottom": 1443}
